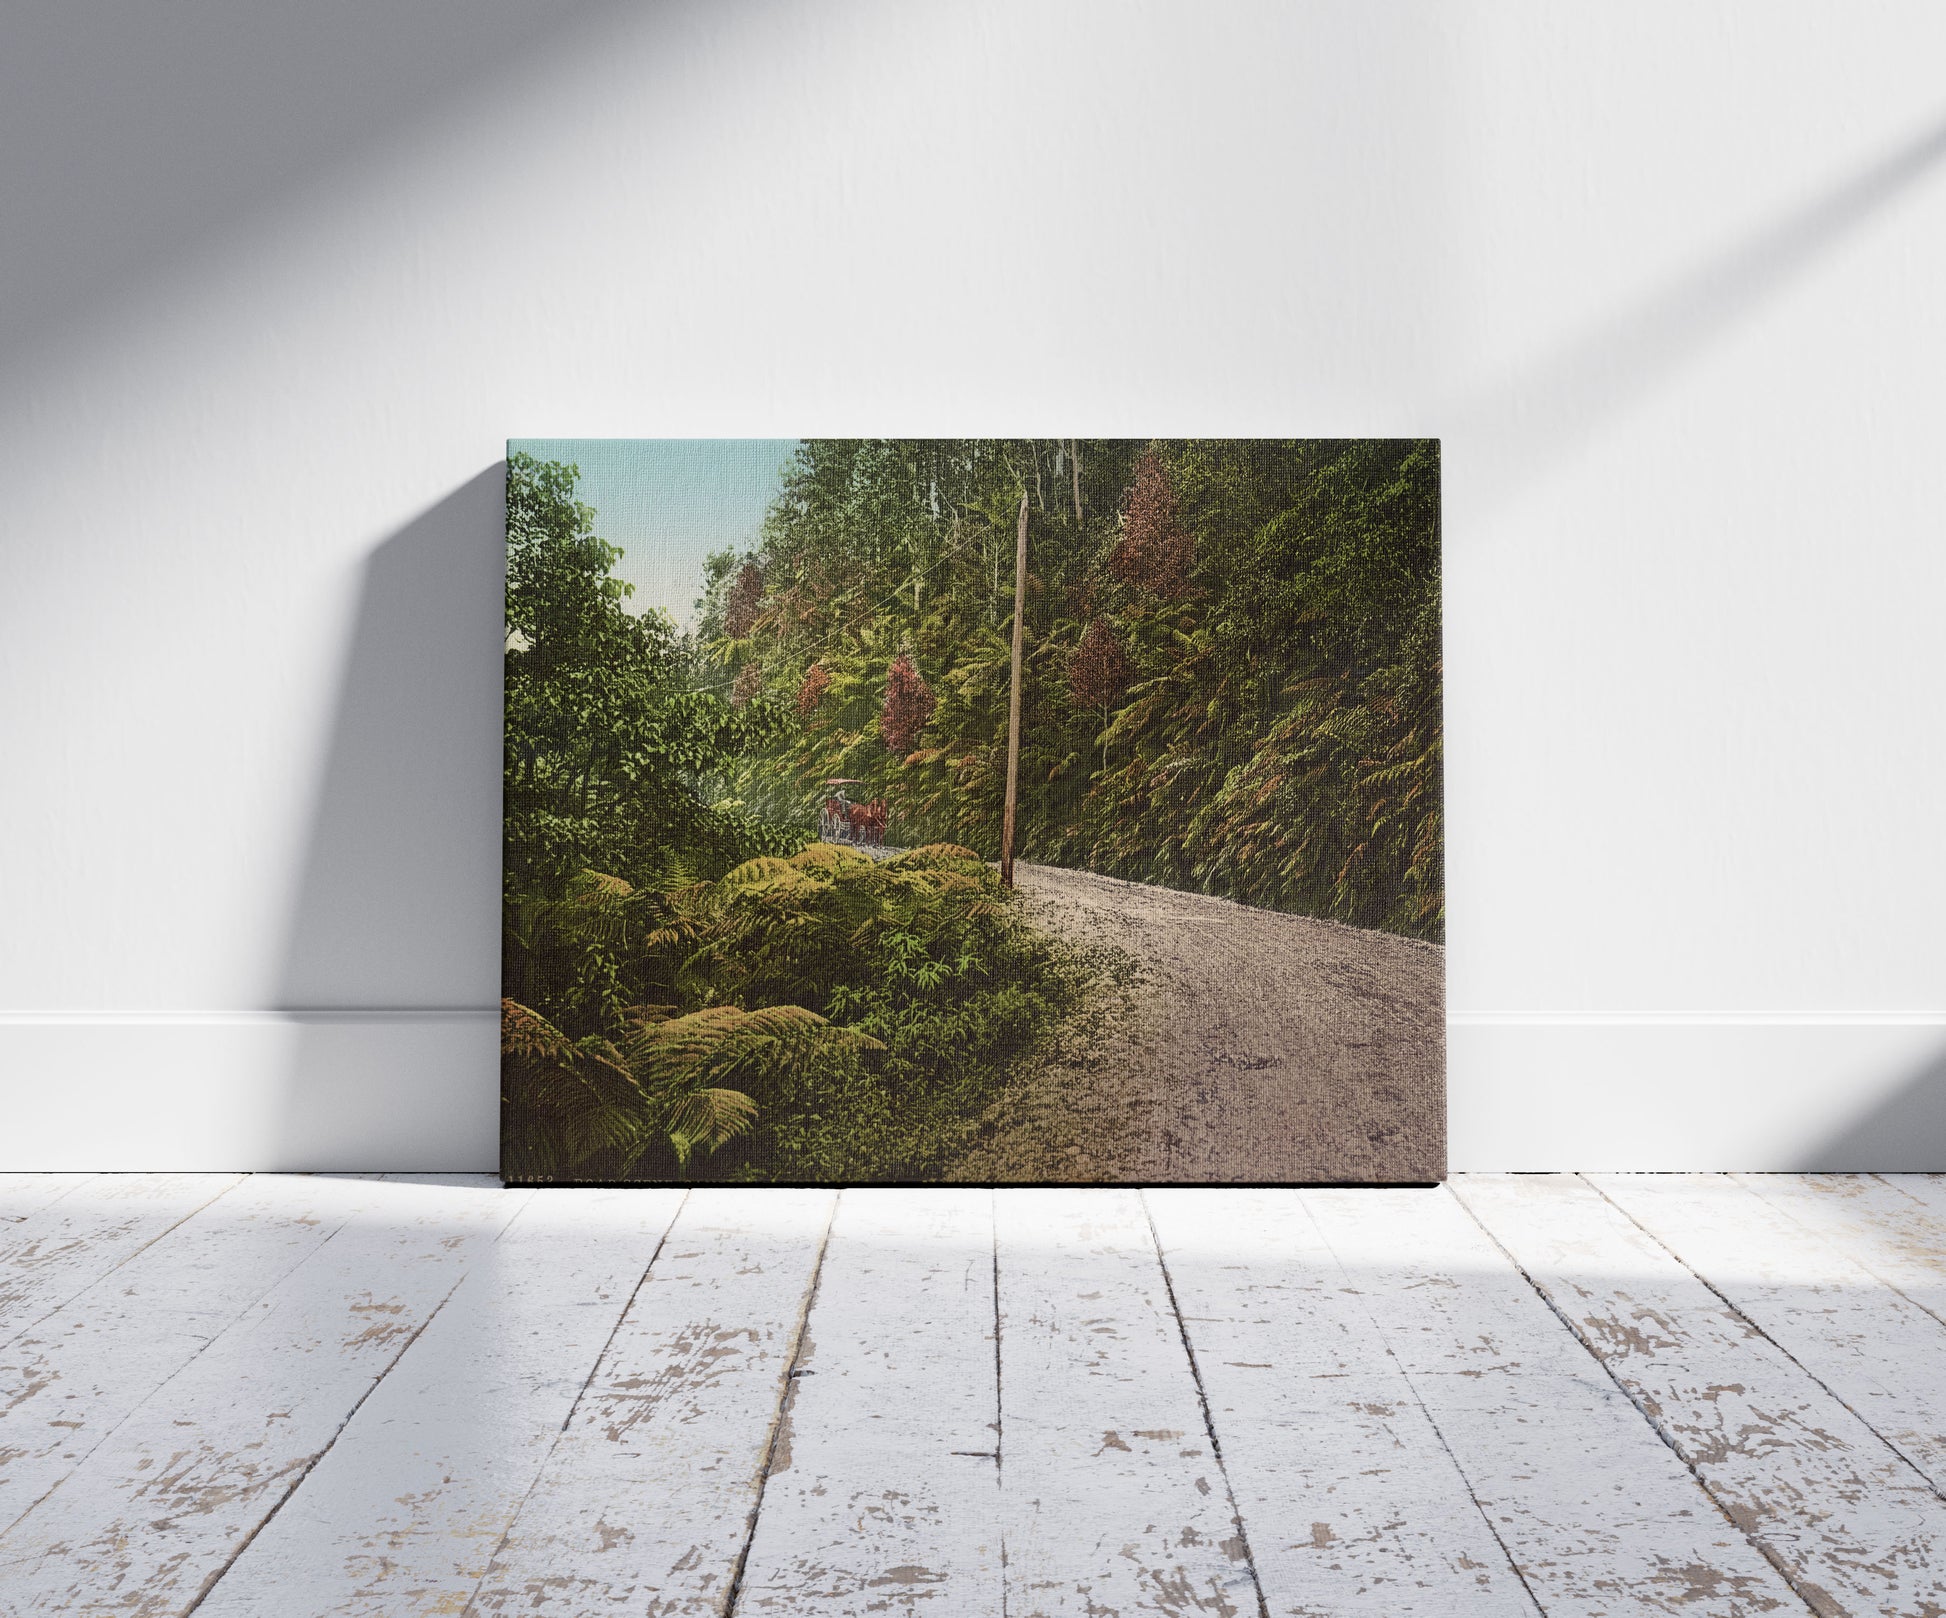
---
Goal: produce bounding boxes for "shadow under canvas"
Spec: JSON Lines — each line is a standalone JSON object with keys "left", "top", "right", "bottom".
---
{"left": 269, "top": 468, "right": 506, "bottom": 1171}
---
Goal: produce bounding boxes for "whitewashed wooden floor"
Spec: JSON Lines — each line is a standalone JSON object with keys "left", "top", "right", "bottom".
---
{"left": 2, "top": 1177, "right": 1944, "bottom": 1615}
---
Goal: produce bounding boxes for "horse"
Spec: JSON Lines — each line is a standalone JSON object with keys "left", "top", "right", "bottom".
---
{"left": 847, "top": 798, "right": 887, "bottom": 848}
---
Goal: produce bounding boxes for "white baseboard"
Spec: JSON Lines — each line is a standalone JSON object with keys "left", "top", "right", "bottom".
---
{"left": 1448, "top": 1018, "right": 1946, "bottom": 1171}
{"left": 0, "top": 1014, "right": 1940, "bottom": 1173}
{"left": 0, "top": 1013, "right": 498, "bottom": 1172}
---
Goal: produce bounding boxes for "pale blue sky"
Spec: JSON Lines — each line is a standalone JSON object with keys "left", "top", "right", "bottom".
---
{"left": 510, "top": 439, "right": 801, "bottom": 628}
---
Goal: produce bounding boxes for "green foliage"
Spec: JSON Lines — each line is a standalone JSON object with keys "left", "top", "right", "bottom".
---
{"left": 503, "top": 451, "right": 1082, "bottom": 1181}
{"left": 649, "top": 842, "right": 1075, "bottom": 1178}
{"left": 504, "top": 844, "right": 1075, "bottom": 1182}
{"left": 500, "top": 996, "right": 878, "bottom": 1181}
{"left": 719, "top": 438, "right": 1443, "bottom": 937}
{"left": 500, "top": 998, "right": 761, "bottom": 1182}
{"left": 502, "top": 439, "right": 1441, "bottom": 1183}
{"left": 620, "top": 1002, "right": 880, "bottom": 1174}
{"left": 503, "top": 452, "right": 804, "bottom": 1020}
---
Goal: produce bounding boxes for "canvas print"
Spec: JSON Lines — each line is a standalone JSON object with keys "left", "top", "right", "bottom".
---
{"left": 502, "top": 440, "right": 1442, "bottom": 1185}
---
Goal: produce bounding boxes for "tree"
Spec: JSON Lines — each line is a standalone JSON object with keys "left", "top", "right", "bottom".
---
{"left": 1069, "top": 616, "right": 1131, "bottom": 774}
{"left": 880, "top": 651, "right": 936, "bottom": 754}
{"left": 1110, "top": 448, "right": 1194, "bottom": 598}
{"left": 502, "top": 453, "right": 798, "bottom": 1019}
{"left": 724, "top": 561, "right": 765, "bottom": 637}
{"left": 1069, "top": 617, "right": 1131, "bottom": 710}
{"left": 795, "top": 663, "right": 832, "bottom": 715}
{"left": 501, "top": 451, "right": 1093, "bottom": 1187}
{"left": 712, "top": 437, "right": 1442, "bottom": 939}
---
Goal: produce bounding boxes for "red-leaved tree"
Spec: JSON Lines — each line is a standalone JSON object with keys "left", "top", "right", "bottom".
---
{"left": 723, "top": 562, "right": 765, "bottom": 637}
{"left": 880, "top": 652, "right": 936, "bottom": 754}
{"left": 731, "top": 661, "right": 763, "bottom": 708}
{"left": 1070, "top": 618, "right": 1131, "bottom": 711}
{"left": 1070, "top": 617, "right": 1132, "bottom": 774}
{"left": 1109, "top": 449, "right": 1194, "bottom": 599}
{"left": 794, "top": 663, "right": 832, "bottom": 715}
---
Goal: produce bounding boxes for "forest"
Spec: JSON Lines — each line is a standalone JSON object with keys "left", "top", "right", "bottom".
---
{"left": 502, "top": 440, "right": 1441, "bottom": 1184}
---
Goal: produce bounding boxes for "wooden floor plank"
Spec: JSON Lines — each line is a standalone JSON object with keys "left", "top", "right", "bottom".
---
{"left": 1734, "top": 1175, "right": 1946, "bottom": 1321}
{"left": 464, "top": 1187, "right": 837, "bottom": 1617}
{"left": 0, "top": 1174, "right": 96, "bottom": 1223}
{"left": 1594, "top": 1173, "right": 1946, "bottom": 1498}
{"left": 995, "top": 1187, "right": 1260, "bottom": 1618}
{"left": 0, "top": 1175, "right": 528, "bottom": 1616}
{"left": 732, "top": 1188, "right": 1003, "bottom": 1615}
{"left": 1878, "top": 1175, "right": 1946, "bottom": 1217}
{"left": 190, "top": 1186, "right": 687, "bottom": 1617}
{"left": 1458, "top": 1173, "right": 1946, "bottom": 1617}
{"left": 0, "top": 1173, "right": 245, "bottom": 1347}
{"left": 5, "top": 1173, "right": 1936, "bottom": 1617}
{"left": 1146, "top": 1188, "right": 1538, "bottom": 1616}
{"left": 0, "top": 1175, "right": 407, "bottom": 1536}
{"left": 1304, "top": 1186, "right": 1805, "bottom": 1616}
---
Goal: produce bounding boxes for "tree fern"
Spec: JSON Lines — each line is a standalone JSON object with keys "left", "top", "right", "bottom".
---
{"left": 664, "top": 1087, "right": 759, "bottom": 1172}
{"left": 624, "top": 1003, "right": 883, "bottom": 1091}
{"left": 502, "top": 997, "right": 791, "bottom": 1182}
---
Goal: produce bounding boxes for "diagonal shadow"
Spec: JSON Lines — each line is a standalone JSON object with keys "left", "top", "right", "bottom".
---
{"left": 1454, "top": 109, "right": 1946, "bottom": 511}
{"left": 1794, "top": 1039, "right": 1946, "bottom": 1172}
{"left": 270, "top": 467, "right": 506, "bottom": 1169}
{"left": 0, "top": 0, "right": 651, "bottom": 379}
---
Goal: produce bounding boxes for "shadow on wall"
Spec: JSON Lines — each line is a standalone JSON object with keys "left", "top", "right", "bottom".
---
{"left": 1796, "top": 1041, "right": 1946, "bottom": 1172}
{"left": 0, "top": 0, "right": 645, "bottom": 381}
{"left": 1452, "top": 108, "right": 1946, "bottom": 513}
{"left": 272, "top": 468, "right": 506, "bottom": 1172}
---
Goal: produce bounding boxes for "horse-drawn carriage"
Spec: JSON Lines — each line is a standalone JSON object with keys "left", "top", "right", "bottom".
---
{"left": 819, "top": 779, "right": 888, "bottom": 849}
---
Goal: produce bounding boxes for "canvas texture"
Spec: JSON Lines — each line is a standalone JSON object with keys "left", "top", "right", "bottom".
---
{"left": 502, "top": 440, "right": 1443, "bottom": 1185}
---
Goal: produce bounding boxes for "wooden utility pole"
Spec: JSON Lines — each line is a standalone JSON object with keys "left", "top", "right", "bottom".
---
{"left": 999, "top": 491, "right": 1029, "bottom": 888}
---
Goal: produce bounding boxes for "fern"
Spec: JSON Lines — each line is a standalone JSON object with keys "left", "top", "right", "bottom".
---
{"left": 624, "top": 1003, "right": 884, "bottom": 1091}
{"left": 501, "top": 1000, "right": 667, "bottom": 1181}
{"left": 501, "top": 998, "right": 576, "bottom": 1066}
{"left": 665, "top": 1087, "right": 760, "bottom": 1172}
{"left": 503, "top": 997, "right": 795, "bottom": 1182}
{"left": 558, "top": 869, "right": 635, "bottom": 944}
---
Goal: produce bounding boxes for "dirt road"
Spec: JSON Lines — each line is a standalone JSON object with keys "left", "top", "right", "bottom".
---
{"left": 950, "top": 863, "right": 1445, "bottom": 1184}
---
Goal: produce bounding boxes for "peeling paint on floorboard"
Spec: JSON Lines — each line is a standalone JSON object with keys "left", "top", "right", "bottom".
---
{"left": 0, "top": 1174, "right": 408, "bottom": 1536}
{"left": 462, "top": 1187, "right": 837, "bottom": 1616}
{"left": 0, "top": 1175, "right": 246, "bottom": 1349}
{"left": 193, "top": 1186, "right": 687, "bottom": 1618}
{"left": 1457, "top": 1174, "right": 1946, "bottom": 1617}
{"left": 0, "top": 1175, "right": 526, "bottom": 1616}
{"left": 0, "top": 1175, "right": 1942, "bottom": 1617}
{"left": 996, "top": 1188, "right": 1262, "bottom": 1618}
{"left": 731, "top": 1188, "right": 1003, "bottom": 1615}
{"left": 1306, "top": 1186, "right": 1806, "bottom": 1616}
{"left": 1146, "top": 1187, "right": 1539, "bottom": 1616}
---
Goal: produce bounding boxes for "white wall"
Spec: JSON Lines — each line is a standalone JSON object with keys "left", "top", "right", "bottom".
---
{"left": 4, "top": 1, "right": 1943, "bottom": 1171}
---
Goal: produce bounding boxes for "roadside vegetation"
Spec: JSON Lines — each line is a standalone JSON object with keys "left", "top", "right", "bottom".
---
{"left": 705, "top": 438, "right": 1441, "bottom": 938}
{"left": 502, "top": 440, "right": 1441, "bottom": 1183}
{"left": 502, "top": 454, "right": 1076, "bottom": 1183}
